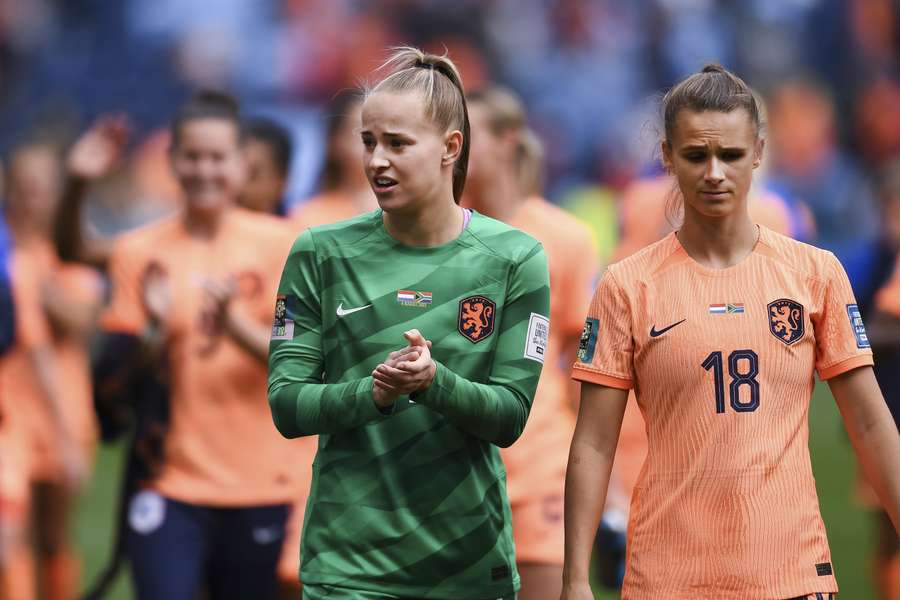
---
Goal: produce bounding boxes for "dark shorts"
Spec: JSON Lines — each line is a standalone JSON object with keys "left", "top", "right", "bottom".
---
{"left": 303, "top": 584, "right": 517, "bottom": 600}
{"left": 125, "top": 491, "right": 289, "bottom": 600}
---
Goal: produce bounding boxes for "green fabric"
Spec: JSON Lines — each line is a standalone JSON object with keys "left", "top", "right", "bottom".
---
{"left": 268, "top": 210, "right": 549, "bottom": 599}
{"left": 303, "top": 583, "right": 517, "bottom": 599}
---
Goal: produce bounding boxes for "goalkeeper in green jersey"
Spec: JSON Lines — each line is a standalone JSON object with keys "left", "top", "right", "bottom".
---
{"left": 267, "top": 47, "right": 550, "bottom": 600}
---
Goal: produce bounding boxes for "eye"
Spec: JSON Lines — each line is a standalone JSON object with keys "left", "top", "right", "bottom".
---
{"left": 684, "top": 152, "right": 706, "bottom": 163}
{"left": 721, "top": 150, "right": 745, "bottom": 162}
{"left": 361, "top": 135, "right": 375, "bottom": 149}
{"left": 389, "top": 138, "right": 407, "bottom": 148}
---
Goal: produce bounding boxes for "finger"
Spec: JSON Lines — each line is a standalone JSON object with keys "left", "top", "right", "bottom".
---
{"left": 403, "top": 329, "right": 428, "bottom": 348}
{"left": 372, "top": 378, "right": 399, "bottom": 393}
{"left": 372, "top": 371, "right": 403, "bottom": 390}
{"left": 386, "top": 350, "right": 420, "bottom": 366}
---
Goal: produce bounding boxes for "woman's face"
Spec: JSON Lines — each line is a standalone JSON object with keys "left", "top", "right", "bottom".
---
{"left": 662, "top": 108, "right": 763, "bottom": 220}
{"left": 360, "top": 90, "right": 460, "bottom": 214}
{"left": 170, "top": 118, "right": 245, "bottom": 214}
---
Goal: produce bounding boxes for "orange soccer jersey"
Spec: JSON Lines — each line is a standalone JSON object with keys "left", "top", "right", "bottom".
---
{"left": 500, "top": 196, "right": 598, "bottom": 563}
{"left": 0, "top": 244, "right": 102, "bottom": 482}
{"left": 572, "top": 226, "right": 873, "bottom": 598}
{"left": 102, "top": 208, "right": 303, "bottom": 506}
{"left": 289, "top": 192, "right": 366, "bottom": 232}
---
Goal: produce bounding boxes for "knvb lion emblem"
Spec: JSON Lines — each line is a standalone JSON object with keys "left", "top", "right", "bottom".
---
{"left": 458, "top": 295, "right": 496, "bottom": 343}
{"left": 768, "top": 298, "right": 805, "bottom": 345}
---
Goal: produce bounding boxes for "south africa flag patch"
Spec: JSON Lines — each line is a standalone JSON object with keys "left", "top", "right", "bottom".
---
{"left": 397, "top": 290, "right": 432, "bottom": 308}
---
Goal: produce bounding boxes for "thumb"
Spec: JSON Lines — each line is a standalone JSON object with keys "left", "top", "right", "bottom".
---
{"left": 403, "top": 329, "right": 428, "bottom": 348}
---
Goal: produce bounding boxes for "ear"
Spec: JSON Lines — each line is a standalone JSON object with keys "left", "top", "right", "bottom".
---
{"left": 752, "top": 137, "right": 765, "bottom": 169}
{"left": 442, "top": 130, "right": 463, "bottom": 167}
{"left": 660, "top": 140, "right": 674, "bottom": 174}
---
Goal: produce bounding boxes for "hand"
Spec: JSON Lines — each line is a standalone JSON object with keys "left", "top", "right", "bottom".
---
{"left": 560, "top": 581, "right": 595, "bottom": 600}
{"left": 67, "top": 114, "right": 130, "bottom": 179}
{"left": 372, "top": 346, "right": 423, "bottom": 408}
{"left": 200, "top": 276, "right": 238, "bottom": 333}
{"left": 371, "top": 329, "right": 436, "bottom": 397}
{"left": 141, "top": 262, "right": 172, "bottom": 326}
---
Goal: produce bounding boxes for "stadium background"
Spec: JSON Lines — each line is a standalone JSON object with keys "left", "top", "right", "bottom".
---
{"left": 2, "top": 0, "right": 897, "bottom": 598}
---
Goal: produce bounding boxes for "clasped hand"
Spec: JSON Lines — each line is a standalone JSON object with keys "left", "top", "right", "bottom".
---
{"left": 372, "top": 329, "right": 436, "bottom": 408}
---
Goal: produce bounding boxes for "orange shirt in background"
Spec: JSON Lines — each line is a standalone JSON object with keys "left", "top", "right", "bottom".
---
{"left": 0, "top": 242, "right": 102, "bottom": 481}
{"left": 289, "top": 192, "right": 365, "bottom": 232}
{"left": 102, "top": 208, "right": 300, "bottom": 506}
{"left": 573, "top": 226, "right": 871, "bottom": 598}
{"left": 501, "top": 196, "right": 598, "bottom": 509}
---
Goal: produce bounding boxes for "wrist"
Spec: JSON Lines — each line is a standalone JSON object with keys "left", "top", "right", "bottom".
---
{"left": 419, "top": 359, "right": 437, "bottom": 391}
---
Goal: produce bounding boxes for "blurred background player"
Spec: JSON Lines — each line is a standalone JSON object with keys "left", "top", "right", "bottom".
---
{"left": 0, "top": 141, "right": 102, "bottom": 600}
{"left": 239, "top": 117, "right": 294, "bottom": 217}
{"left": 859, "top": 160, "right": 900, "bottom": 600}
{"left": 289, "top": 91, "right": 376, "bottom": 230}
{"left": 96, "top": 90, "right": 300, "bottom": 600}
{"left": 564, "top": 64, "right": 900, "bottom": 599}
{"left": 463, "top": 86, "right": 597, "bottom": 600}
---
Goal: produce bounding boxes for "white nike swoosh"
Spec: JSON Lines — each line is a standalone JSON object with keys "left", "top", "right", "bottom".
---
{"left": 336, "top": 303, "right": 372, "bottom": 317}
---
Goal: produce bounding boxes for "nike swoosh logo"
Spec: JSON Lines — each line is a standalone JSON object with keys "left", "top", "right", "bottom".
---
{"left": 336, "top": 303, "right": 372, "bottom": 317}
{"left": 649, "top": 319, "right": 686, "bottom": 338}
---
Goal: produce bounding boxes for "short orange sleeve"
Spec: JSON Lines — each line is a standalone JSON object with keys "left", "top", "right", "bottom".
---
{"left": 11, "top": 255, "right": 51, "bottom": 348}
{"left": 100, "top": 239, "right": 146, "bottom": 334}
{"left": 814, "top": 253, "right": 874, "bottom": 380}
{"left": 571, "top": 269, "right": 634, "bottom": 389}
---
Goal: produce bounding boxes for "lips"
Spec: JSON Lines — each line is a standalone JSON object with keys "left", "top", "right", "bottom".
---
{"left": 372, "top": 175, "right": 398, "bottom": 192}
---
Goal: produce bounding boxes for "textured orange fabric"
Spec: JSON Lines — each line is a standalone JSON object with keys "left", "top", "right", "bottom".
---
{"left": 572, "top": 226, "right": 872, "bottom": 598}
{"left": 0, "top": 246, "right": 101, "bottom": 482}
{"left": 102, "top": 208, "right": 302, "bottom": 506}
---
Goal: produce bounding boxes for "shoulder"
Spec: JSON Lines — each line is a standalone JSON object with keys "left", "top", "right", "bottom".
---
{"left": 464, "top": 211, "right": 544, "bottom": 264}
{"left": 606, "top": 233, "right": 679, "bottom": 287}
{"left": 522, "top": 197, "right": 596, "bottom": 253}
{"left": 110, "top": 215, "right": 181, "bottom": 258}
{"left": 304, "top": 209, "right": 384, "bottom": 247}
{"left": 755, "top": 226, "right": 839, "bottom": 281}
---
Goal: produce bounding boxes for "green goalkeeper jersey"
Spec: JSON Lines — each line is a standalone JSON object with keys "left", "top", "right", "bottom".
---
{"left": 268, "top": 209, "right": 550, "bottom": 599}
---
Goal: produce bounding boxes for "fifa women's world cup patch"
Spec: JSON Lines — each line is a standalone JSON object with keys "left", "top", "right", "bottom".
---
{"left": 846, "top": 304, "right": 870, "bottom": 348}
{"left": 271, "top": 294, "right": 298, "bottom": 340}
{"left": 524, "top": 313, "right": 550, "bottom": 363}
{"left": 768, "top": 298, "right": 805, "bottom": 345}
{"left": 458, "top": 295, "right": 495, "bottom": 343}
{"left": 577, "top": 318, "right": 599, "bottom": 363}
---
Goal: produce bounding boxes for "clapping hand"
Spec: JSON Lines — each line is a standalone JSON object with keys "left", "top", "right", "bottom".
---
{"left": 371, "top": 329, "right": 436, "bottom": 407}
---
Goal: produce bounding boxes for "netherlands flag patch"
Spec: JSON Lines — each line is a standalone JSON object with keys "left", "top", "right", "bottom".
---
{"left": 709, "top": 303, "right": 745, "bottom": 315}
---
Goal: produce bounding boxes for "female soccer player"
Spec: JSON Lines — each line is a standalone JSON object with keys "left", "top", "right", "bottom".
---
{"left": 563, "top": 65, "right": 900, "bottom": 599}
{"left": 465, "top": 86, "right": 597, "bottom": 600}
{"left": 100, "top": 91, "right": 302, "bottom": 600}
{"left": 268, "top": 47, "right": 550, "bottom": 600}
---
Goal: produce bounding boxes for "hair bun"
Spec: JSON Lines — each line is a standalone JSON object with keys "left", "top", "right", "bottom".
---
{"left": 701, "top": 63, "right": 727, "bottom": 74}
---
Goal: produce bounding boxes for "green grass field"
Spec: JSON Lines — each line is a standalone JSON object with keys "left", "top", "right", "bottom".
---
{"left": 74, "top": 383, "right": 877, "bottom": 599}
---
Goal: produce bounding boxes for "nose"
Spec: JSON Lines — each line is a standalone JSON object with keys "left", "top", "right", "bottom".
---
{"left": 704, "top": 157, "right": 724, "bottom": 185}
{"left": 367, "top": 144, "right": 389, "bottom": 171}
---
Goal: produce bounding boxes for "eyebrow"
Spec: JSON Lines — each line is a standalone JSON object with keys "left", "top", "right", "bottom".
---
{"left": 680, "top": 144, "right": 747, "bottom": 151}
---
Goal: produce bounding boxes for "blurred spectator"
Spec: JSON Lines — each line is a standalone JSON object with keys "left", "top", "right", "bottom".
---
{"left": 767, "top": 78, "right": 882, "bottom": 299}
{"left": 240, "top": 117, "right": 294, "bottom": 216}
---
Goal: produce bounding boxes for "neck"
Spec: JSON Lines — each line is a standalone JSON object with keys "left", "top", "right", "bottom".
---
{"left": 677, "top": 207, "right": 758, "bottom": 269}
{"left": 383, "top": 195, "right": 464, "bottom": 247}
{"left": 466, "top": 169, "right": 521, "bottom": 223}
{"left": 184, "top": 206, "right": 227, "bottom": 238}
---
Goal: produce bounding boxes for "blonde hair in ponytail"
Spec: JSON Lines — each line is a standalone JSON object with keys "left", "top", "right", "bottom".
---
{"left": 367, "top": 47, "right": 471, "bottom": 204}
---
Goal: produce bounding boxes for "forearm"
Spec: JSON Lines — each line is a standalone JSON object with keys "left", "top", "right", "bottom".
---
{"left": 562, "top": 426, "right": 616, "bottom": 585}
{"left": 55, "top": 176, "right": 88, "bottom": 263}
{"left": 411, "top": 362, "right": 530, "bottom": 447}
{"left": 839, "top": 401, "right": 900, "bottom": 532}
{"left": 224, "top": 311, "right": 269, "bottom": 364}
{"left": 268, "top": 376, "right": 385, "bottom": 438}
